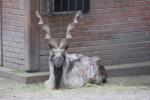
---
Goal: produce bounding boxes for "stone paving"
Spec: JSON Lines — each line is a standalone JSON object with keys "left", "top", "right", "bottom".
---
{"left": 0, "top": 75, "right": 150, "bottom": 100}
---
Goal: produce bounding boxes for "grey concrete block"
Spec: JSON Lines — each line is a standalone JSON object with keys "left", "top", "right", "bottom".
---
{"left": 106, "top": 61, "right": 150, "bottom": 77}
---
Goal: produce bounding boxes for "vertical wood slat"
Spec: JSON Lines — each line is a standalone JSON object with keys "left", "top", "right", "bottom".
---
{"left": 24, "top": 0, "right": 40, "bottom": 71}
{"left": 0, "top": 0, "right": 2, "bottom": 66}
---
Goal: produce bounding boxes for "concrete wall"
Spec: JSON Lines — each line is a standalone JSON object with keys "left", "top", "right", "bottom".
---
{"left": 40, "top": 0, "right": 150, "bottom": 71}
{"left": 2, "top": 0, "right": 25, "bottom": 70}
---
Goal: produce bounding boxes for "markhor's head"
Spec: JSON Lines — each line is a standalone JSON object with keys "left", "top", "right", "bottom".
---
{"left": 49, "top": 39, "right": 69, "bottom": 68}
{"left": 36, "top": 10, "right": 80, "bottom": 69}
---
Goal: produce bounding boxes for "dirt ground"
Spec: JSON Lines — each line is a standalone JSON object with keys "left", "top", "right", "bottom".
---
{"left": 0, "top": 75, "right": 150, "bottom": 100}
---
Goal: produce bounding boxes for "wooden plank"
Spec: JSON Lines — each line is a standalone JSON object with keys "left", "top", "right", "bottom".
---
{"left": 0, "top": 0, "right": 2, "bottom": 66}
{"left": 24, "top": 0, "right": 40, "bottom": 71}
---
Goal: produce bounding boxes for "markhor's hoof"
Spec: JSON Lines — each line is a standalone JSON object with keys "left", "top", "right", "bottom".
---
{"left": 44, "top": 80, "right": 55, "bottom": 90}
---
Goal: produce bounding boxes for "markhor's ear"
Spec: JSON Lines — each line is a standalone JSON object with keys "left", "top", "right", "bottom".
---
{"left": 64, "top": 45, "right": 69, "bottom": 50}
{"left": 48, "top": 43, "right": 55, "bottom": 50}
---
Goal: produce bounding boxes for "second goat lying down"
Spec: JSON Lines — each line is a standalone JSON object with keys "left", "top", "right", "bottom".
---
{"left": 36, "top": 11, "right": 107, "bottom": 89}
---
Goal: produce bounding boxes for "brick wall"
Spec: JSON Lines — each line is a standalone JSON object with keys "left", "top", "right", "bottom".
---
{"left": 39, "top": 0, "right": 150, "bottom": 71}
{"left": 2, "top": 0, "right": 25, "bottom": 70}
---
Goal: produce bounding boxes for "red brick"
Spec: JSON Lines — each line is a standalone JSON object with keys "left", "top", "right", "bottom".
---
{"left": 2, "top": 0, "right": 25, "bottom": 70}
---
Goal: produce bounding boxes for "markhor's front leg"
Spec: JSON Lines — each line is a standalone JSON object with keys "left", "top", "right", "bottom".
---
{"left": 44, "top": 64, "right": 55, "bottom": 90}
{"left": 44, "top": 78, "right": 55, "bottom": 90}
